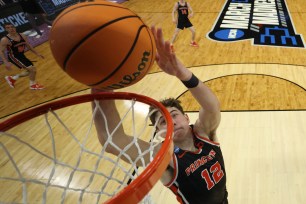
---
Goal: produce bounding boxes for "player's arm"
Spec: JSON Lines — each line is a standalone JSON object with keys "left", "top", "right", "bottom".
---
{"left": 172, "top": 3, "right": 178, "bottom": 24}
{"left": 150, "top": 26, "right": 221, "bottom": 142}
{"left": 0, "top": 37, "right": 12, "bottom": 70}
{"left": 189, "top": 78, "right": 221, "bottom": 142}
{"left": 21, "top": 33, "right": 44, "bottom": 59}
{"left": 91, "top": 89, "right": 157, "bottom": 166}
{"left": 187, "top": 2, "right": 194, "bottom": 18}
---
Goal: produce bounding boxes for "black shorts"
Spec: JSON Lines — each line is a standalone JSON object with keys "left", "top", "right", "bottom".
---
{"left": 8, "top": 53, "right": 33, "bottom": 69}
{"left": 177, "top": 18, "right": 193, "bottom": 30}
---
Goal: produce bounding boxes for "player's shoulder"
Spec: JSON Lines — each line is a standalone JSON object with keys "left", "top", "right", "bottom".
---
{"left": 19, "top": 33, "right": 28, "bottom": 41}
{"left": 19, "top": 33, "right": 26, "bottom": 38}
{"left": 193, "top": 122, "right": 219, "bottom": 142}
{"left": 0, "top": 36, "right": 9, "bottom": 44}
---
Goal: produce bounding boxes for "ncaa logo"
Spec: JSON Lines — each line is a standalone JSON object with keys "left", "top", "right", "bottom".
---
{"left": 208, "top": 0, "right": 305, "bottom": 48}
{"left": 214, "top": 29, "right": 245, "bottom": 40}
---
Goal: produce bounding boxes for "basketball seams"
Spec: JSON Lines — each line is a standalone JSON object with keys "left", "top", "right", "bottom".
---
{"left": 63, "top": 15, "right": 140, "bottom": 69}
{"left": 88, "top": 25, "right": 148, "bottom": 87}
{"left": 52, "top": 3, "right": 129, "bottom": 26}
{"left": 145, "top": 26, "right": 156, "bottom": 75}
{"left": 50, "top": 2, "right": 156, "bottom": 90}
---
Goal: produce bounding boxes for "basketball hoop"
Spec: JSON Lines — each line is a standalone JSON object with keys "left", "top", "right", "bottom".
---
{"left": 0, "top": 92, "right": 173, "bottom": 204}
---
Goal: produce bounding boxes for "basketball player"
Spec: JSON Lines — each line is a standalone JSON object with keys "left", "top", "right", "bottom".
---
{"left": 92, "top": 26, "right": 227, "bottom": 203}
{"left": 170, "top": 0, "right": 199, "bottom": 52}
{"left": 19, "top": 0, "right": 53, "bottom": 38}
{"left": 0, "top": 22, "right": 44, "bottom": 90}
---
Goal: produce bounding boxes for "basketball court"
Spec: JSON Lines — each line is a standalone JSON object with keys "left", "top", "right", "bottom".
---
{"left": 0, "top": 0, "right": 306, "bottom": 203}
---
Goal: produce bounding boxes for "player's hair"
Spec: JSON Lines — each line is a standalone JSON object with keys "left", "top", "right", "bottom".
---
{"left": 4, "top": 22, "right": 13, "bottom": 27}
{"left": 149, "top": 98, "right": 184, "bottom": 124}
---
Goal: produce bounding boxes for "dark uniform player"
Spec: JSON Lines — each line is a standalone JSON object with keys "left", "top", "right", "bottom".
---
{"left": 176, "top": 1, "right": 193, "bottom": 30}
{"left": 5, "top": 33, "right": 33, "bottom": 68}
{"left": 92, "top": 26, "right": 227, "bottom": 204}
{"left": 19, "top": 0, "right": 53, "bottom": 38}
{"left": 0, "top": 22, "right": 44, "bottom": 90}
{"left": 166, "top": 125, "right": 228, "bottom": 204}
{"left": 170, "top": 0, "right": 199, "bottom": 52}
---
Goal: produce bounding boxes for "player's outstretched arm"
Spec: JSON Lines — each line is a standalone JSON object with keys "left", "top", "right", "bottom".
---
{"left": 172, "top": 3, "right": 178, "bottom": 24}
{"left": 21, "top": 33, "right": 44, "bottom": 59}
{"left": 91, "top": 88, "right": 153, "bottom": 165}
{"left": 150, "top": 26, "right": 221, "bottom": 141}
{"left": 187, "top": 2, "right": 194, "bottom": 18}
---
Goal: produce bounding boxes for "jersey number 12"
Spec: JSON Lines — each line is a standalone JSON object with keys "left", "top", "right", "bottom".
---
{"left": 201, "top": 161, "right": 224, "bottom": 190}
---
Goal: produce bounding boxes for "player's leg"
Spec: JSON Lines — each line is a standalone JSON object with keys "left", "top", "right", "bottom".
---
{"left": 26, "top": 66, "right": 44, "bottom": 90}
{"left": 188, "top": 26, "right": 198, "bottom": 47}
{"left": 189, "top": 26, "right": 195, "bottom": 41}
{"left": 170, "top": 28, "right": 181, "bottom": 45}
{"left": 185, "top": 18, "right": 198, "bottom": 47}
{"left": 4, "top": 54, "right": 28, "bottom": 88}
{"left": 170, "top": 28, "right": 182, "bottom": 52}
{"left": 41, "top": 13, "right": 53, "bottom": 26}
{"left": 5, "top": 54, "right": 44, "bottom": 89}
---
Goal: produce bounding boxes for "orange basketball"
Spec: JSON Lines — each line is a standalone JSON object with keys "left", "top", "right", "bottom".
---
{"left": 49, "top": 1, "right": 156, "bottom": 90}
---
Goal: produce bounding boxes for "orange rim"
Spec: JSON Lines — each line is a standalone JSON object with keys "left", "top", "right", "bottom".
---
{"left": 0, "top": 92, "right": 174, "bottom": 204}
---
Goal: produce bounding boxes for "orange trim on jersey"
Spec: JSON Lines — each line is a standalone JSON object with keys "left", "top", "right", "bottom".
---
{"left": 192, "top": 129, "right": 220, "bottom": 146}
{"left": 177, "top": 145, "right": 202, "bottom": 158}
{"left": 164, "top": 153, "right": 178, "bottom": 187}
{"left": 169, "top": 184, "right": 184, "bottom": 204}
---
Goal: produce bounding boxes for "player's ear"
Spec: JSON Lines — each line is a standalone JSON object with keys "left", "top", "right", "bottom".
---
{"left": 184, "top": 114, "right": 190, "bottom": 123}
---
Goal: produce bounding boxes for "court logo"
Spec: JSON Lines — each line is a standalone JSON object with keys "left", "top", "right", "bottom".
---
{"left": 208, "top": 0, "right": 305, "bottom": 48}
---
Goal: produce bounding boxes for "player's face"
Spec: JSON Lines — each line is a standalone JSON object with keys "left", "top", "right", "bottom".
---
{"left": 5, "top": 24, "right": 17, "bottom": 34}
{"left": 155, "top": 107, "right": 190, "bottom": 143}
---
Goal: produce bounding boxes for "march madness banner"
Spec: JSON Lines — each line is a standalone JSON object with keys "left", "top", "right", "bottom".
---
{"left": 208, "top": 0, "right": 305, "bottom": 48}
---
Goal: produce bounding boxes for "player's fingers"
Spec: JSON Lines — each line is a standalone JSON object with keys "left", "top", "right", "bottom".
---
{"left": 164, "top": 41, "right": 172, "bottom": 54}
{"left": 150, "top": 26, "right": 159, "bottom": 47}
{"left": 156, "top": 28, "right": 166, "bottom": 50}
{"left": 155, "top": 52, "right": 160, "bottom": 63}
{"left": 151, "top": 26, "right": 164, "bottom": 54}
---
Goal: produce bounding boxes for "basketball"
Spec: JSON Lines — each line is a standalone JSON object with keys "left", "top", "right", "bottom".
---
{"left": 49, "top": 1, "right": 156, "bottom": 90}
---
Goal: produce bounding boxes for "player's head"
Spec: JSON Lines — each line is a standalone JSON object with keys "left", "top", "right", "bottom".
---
{"left": 149, "top": 98, "right": 184, "bottom": 124}
{"left": 4, "top": 22, "right": 16, "bottom": 34}
{"left": 150, "top": 98, "right": 190, "bottom": 141}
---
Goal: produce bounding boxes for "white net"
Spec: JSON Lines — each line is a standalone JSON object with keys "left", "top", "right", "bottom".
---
{"left": 0, "top": 95, "right": 170, "bottom": 204}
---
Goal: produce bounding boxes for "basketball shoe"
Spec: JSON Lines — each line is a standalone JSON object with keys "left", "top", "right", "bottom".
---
{"left": 5, "top": 76, "right": 16, "bottom": 88}
{"left": 190, "top": 41, "right": 199, "bottom": 47}
{"left": 30, "top": 84, "right": 44, "bottom": 90}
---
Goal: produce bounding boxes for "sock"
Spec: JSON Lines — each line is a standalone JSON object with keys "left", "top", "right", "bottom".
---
{"left": 12, "top": 75, "right": 19, "bottom": 80}
{"left": 30, "top": 81, "right": 36, "bottom": 86}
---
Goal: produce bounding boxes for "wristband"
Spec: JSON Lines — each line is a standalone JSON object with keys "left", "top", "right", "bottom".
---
{"left": 181, "top": 74, "right": 199, "bottom": 88}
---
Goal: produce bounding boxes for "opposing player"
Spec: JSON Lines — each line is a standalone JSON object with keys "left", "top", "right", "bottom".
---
{"left": 0, "top": 22, "right": 44, "bottom": 90}
{"left": 170, "top": 0, "right": 199, "bottom": 52}
{"left": 19, "top": 0, "right": 53, "bottom": 38}
{"left": 92, "top": 26, "right": 227, "bottom": 203}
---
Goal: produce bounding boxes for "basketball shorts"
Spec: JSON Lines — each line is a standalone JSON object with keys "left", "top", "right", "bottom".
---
{"left": 8, "top": 53, "right": 33, "bottom": 69}
{"left": 177, "top": 18, "right": 193, "bottom": 30}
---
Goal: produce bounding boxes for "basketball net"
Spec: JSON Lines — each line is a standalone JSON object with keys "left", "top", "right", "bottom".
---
{"left": 0, "top": 93, "right": 173, "bottom": 204}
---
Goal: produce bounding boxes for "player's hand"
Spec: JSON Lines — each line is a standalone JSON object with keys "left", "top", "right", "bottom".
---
{"left": 150, "top": 26, "right": 191, "bottom": 80}
{"left": 188, "top": 14, "right": 193, "bottom": 18}
{"left": 172, "top": 19, "right": 177, "bottom": 24}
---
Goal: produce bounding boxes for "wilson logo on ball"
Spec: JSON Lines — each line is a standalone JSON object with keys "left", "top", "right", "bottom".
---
{"left": 107, "top": 51, "right": 151, "bottom": 89}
